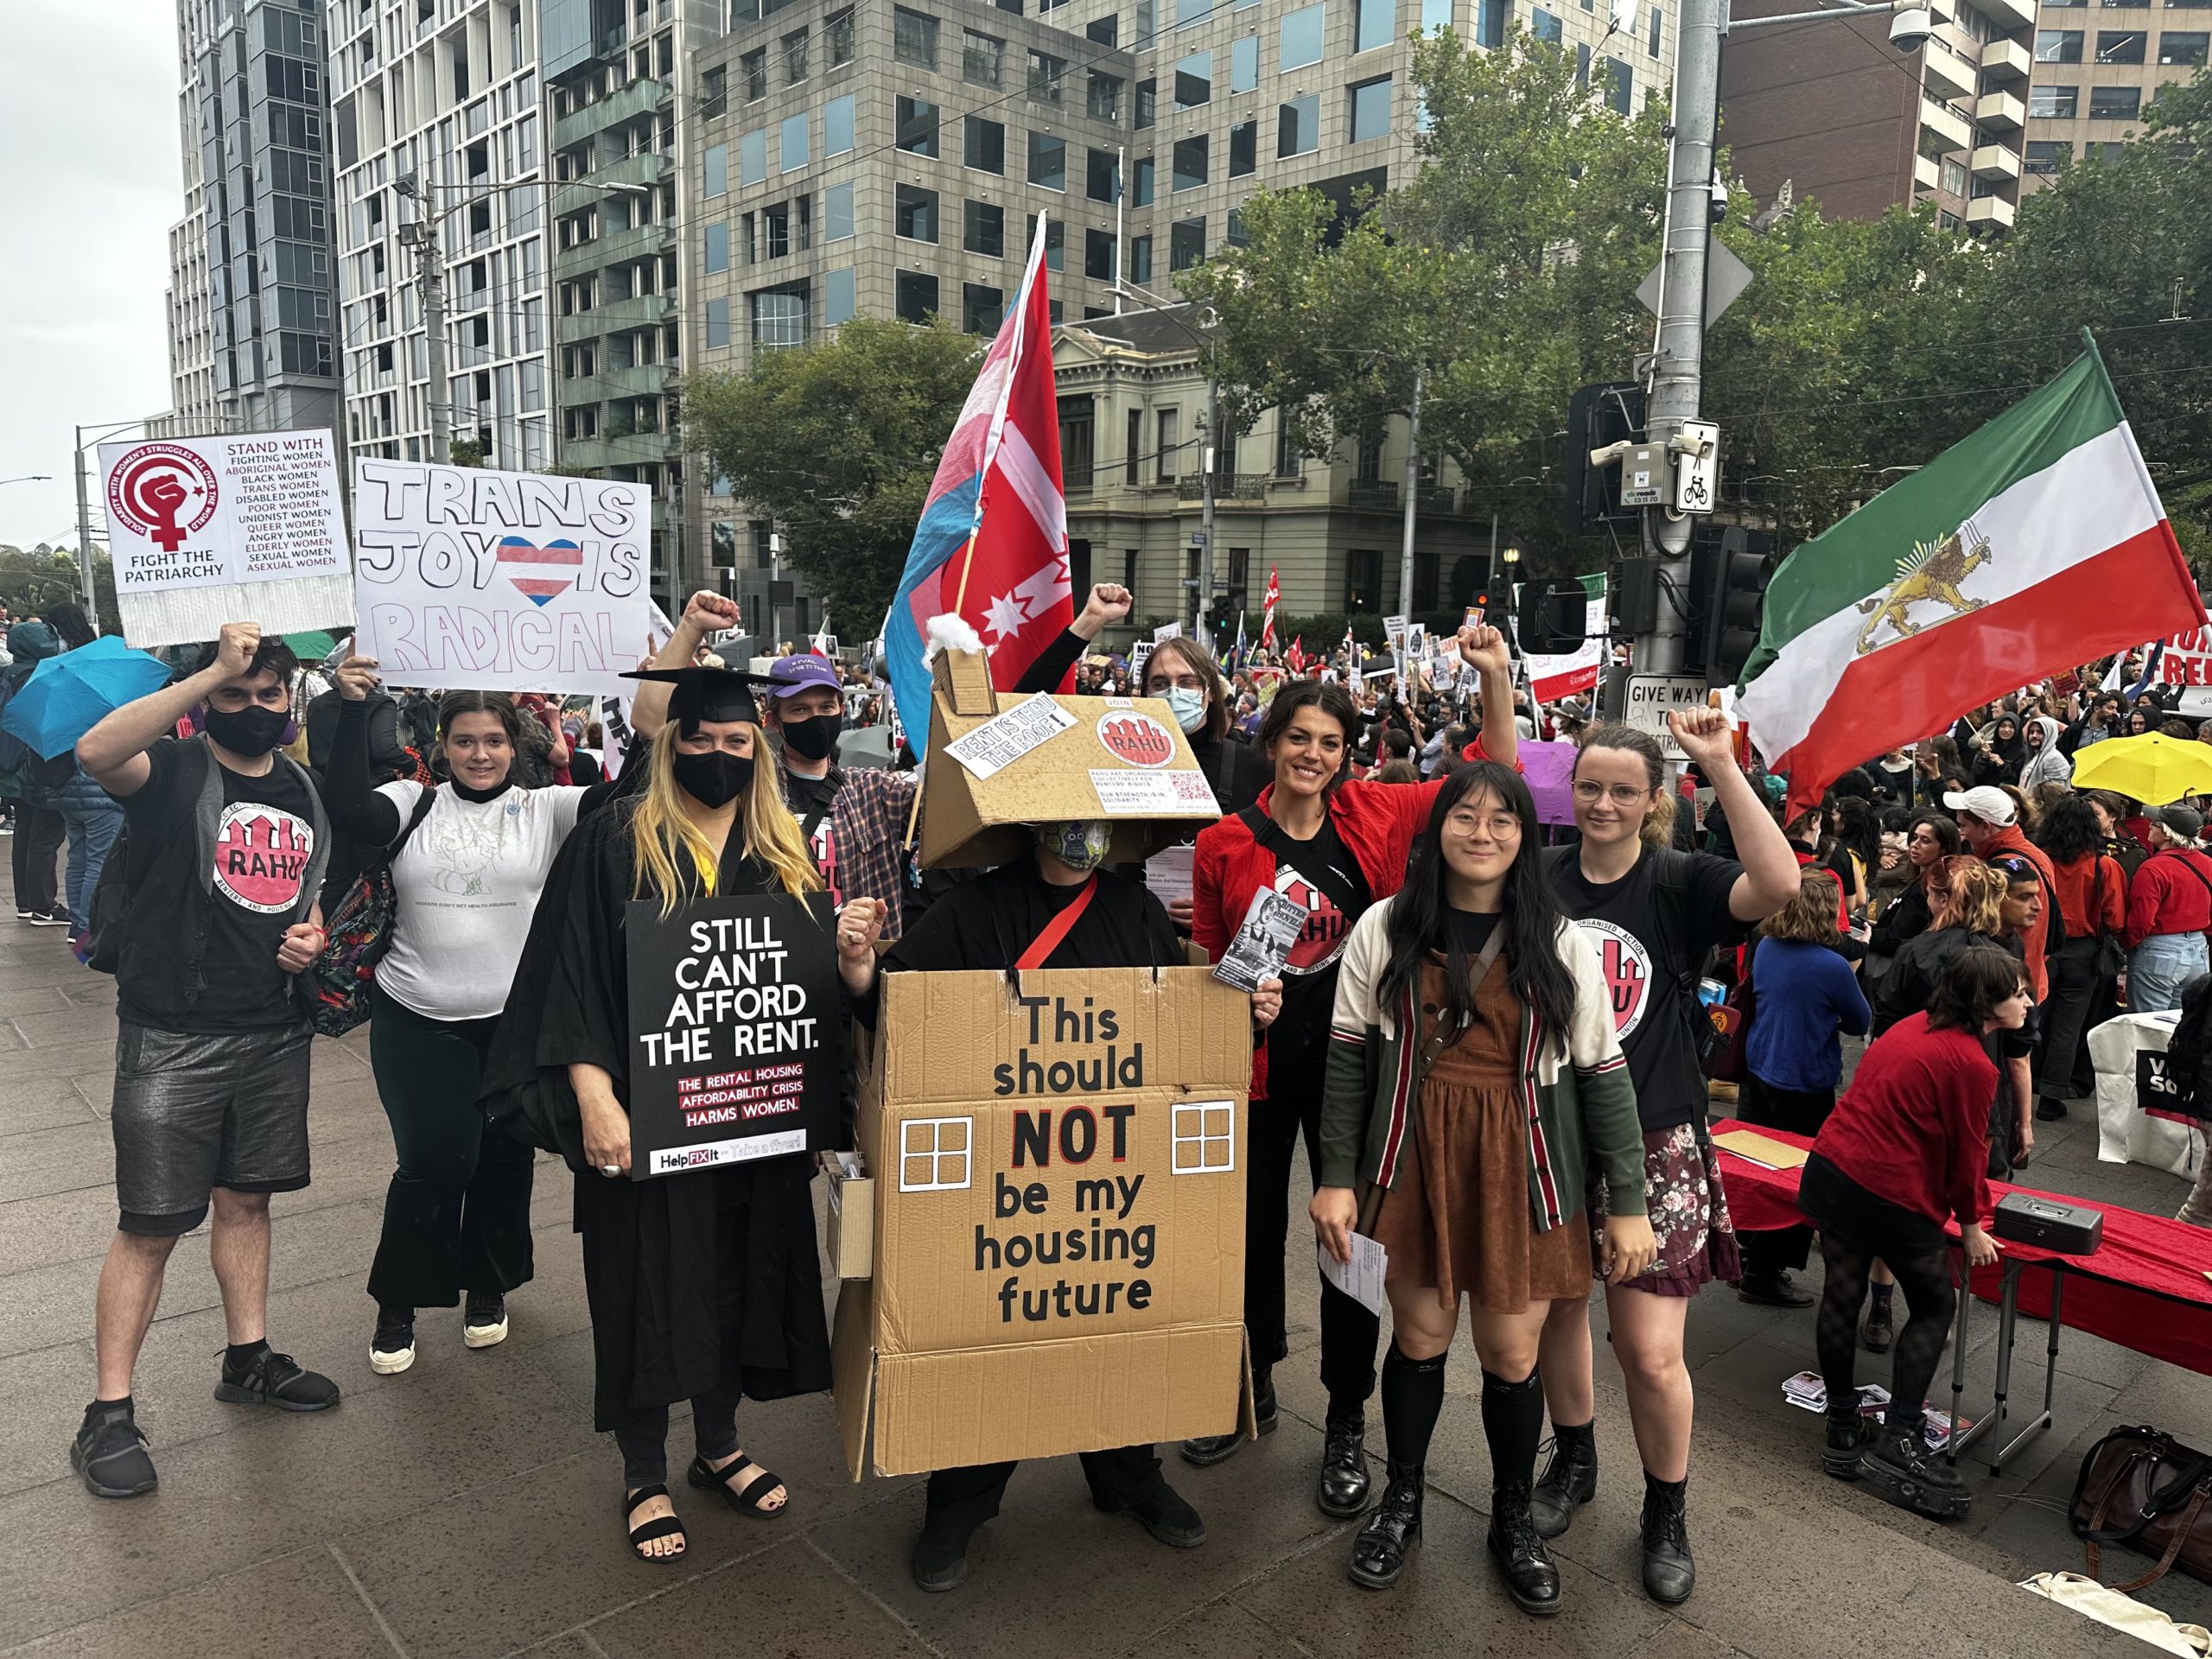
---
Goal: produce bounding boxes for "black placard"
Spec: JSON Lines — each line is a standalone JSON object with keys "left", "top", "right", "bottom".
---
{"left": 625, "top": 893, "right": 840, "bottom": 1177}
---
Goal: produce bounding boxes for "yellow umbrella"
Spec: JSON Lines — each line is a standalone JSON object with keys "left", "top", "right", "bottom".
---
{"left": 2069, "top": 732, "right": 2212, "bottom": 805}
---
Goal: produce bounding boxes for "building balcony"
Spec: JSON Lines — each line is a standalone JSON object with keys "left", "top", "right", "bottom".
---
{"left": 1921, "top": 41, "right": 1976, "bottom": 102}
{"left": 556, "top": 292, "right": 676, "bottom": 340}
{"left": 1347, "top": 479, "right": 1399, "bottom": 512}
{"left": 563, "top": 222, "right": 675, "bottom": 273}
{"left": 1979, "top": 0, "right": 2033, "bottom": 29}
{"left": 1976, "top": 89, "right": 2027, "bottom": 131}
{"left": 1174, "top": 473, "right": 1269, "bottom": 501}
{"left": 561, "top": 432, "right": 677, "bottom": 471}
{"left": 1915, "top": 153, "right": 1942, "bottom": 191}
{"left": 554, "top": 77, "right": 669, "bottom": 150}
{"left": 559, "top": 364, "right": 671, "bottom": 406}
{"left": 1971, "top": 143, "right": 2022, "bottom": 181}
{"left": 1919, "top": 99, "right": 1974, "bottom": 151}
{"left": 591, "top": 149, "right": 668, "bottom": 192}
{"left": 1967, "top": 194, "right": 2018, "bottom": 232}
{"left": 1982, "top": 38, "right": 2031, "bottom": 81}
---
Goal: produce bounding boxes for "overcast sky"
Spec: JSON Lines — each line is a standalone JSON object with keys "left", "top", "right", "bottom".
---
{"left": 0, "top": 3, "right": 181, "bottom": 550}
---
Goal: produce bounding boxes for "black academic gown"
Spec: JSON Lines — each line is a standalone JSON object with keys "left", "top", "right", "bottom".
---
{"left": 481, "top": 801, "right": 832, "bottom": 1430}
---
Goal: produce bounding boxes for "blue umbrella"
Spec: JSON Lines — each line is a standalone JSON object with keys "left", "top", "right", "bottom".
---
{"left": 1, "top": 637, "right": 176, "bottom": 760}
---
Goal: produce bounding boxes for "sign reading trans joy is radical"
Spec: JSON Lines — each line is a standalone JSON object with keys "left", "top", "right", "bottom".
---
{"left": 350, "top": 458, "right": 653, "bottom": 699}
{"left": 99, "top": 429, "right": 351, "bottom": 647}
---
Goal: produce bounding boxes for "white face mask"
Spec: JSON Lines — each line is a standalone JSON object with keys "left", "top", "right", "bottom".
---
{"left": 1163, "top": 686, "right": 1207, "bottom": 734}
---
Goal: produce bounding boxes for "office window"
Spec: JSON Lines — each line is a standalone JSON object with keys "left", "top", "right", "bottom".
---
{"left": 705, "top": 143, "right": 728, "bottom": 197}
{"left": 828, "top": 7, "right": 856, "bottom": 63}
{"left": 966, "top": 115, "right": 1006, "bottom": 172}
{"left": 1029, "top": 130, "right": 1067, "bottom": 188}
{"left": 895, "top": 184, "right": 939, "bottom": 240}
{"left": 964, "top": 198, "right": 1005, "bottom": 255}
{"left": 740, "top": 129, "right": 767, "bottom": 186}
{"left": 1138, "top": 0, "right": 1157, "bottom": 42}
{"left": 1156, "top": 407, "right": 1180, "bottom": 481}
{"left": 894, "top": 8, "right": 938, "bottom": 67}
{"left": 1940, "top": 156, "right": 1968, "bottom": 194}
{"left": 1045, "top": 217, "right": 1065, "bottom": 270}
{"left": 1274, "top": 422, "right": 1301, "bottom": 476}
{"left": 1178, "top": 0, "right": 1212, "bottom": 22}
{"left": 964, "top": 29, "right": 1004, "bottom": 86}
{"left": 1136, "top": 78, "right": 1158, "bottom": 128}
{"left": 1230, "top": 35, "right": 1259, "bottom": 91}
{"left": 705, "top": 296, "right": 731, "bottom": 348}
{"left": 1176, "top": 50, "right": 1212, "bottom": 105}
{"left": 825, "top": 94, "right": 855, "bottom": 156}
{"left": 704, "top": 219, "right": 729, "bottom": 273}
{"left": 1089, "top": 16, "right": 1120, "bottom": 44}
{"left": 1648, "top": 2, "right": 1662, "bottom": 54}
{"left": 1282, "top": 3, "right": 1325, "bottom": 67}
{"left": 1477, "top": 0, "right": 1507, "bottom": 45}
{"left": 779, "top": 111, "right": 809, "bottom": 171}
{"left": 1531, "top": 6, "right": 1563, "bottom": 41}
{"left": 824, "top": 265, "right": 855, "bottom": 325}
{"left": 753, "top": 288, "right": 807, "bottom": 350}
{"left": 741, "top": 48, "right": 767, "bottom": 101}
{"left": 895, "top": 270, "right": 940, "bottom": 323}
{"left": 1357, "top": 0, "right": 1394, "bottom": 49}
{"left": 1085, "top": 227, "right": 1118, "bottom": 280}
{"left": 1124, "top": 410, "right": 1145, "bottom": 484}
{"left": 1424, "top": 0, "right": 1452, "bottom": 29}
{"left": 2089, "top": 84, "right": 2141, "bottom": 118}
{"left": 1135, "top": 154, "right": 1156, "bottom": 203}
{"left": 1030, "top": 49, "right": 1067, "bottom": 102}
{"left": 1576, "top": 41, "right": 1591, "bottom": 82}
{"left": 1230, "top": 118, "right": 1257, "bottom": 175}
{"left": 1089, "top": 71, "right": 1123, "bottom": 120}
{"left": 740, "top": 212, "right": 758, "bottom": 264}
{"left": 896, "top": 96, "right": 940, "bottom": 156}
{"left": 1226, "top": 207, "right": 1249, "bottom": 246}
{"left": 1170, "top": 214, "right": 1206, "bottom": 270}
{"left": 784, "top": 27, "right": 810, "bottom": 82}
{"left": 963, "top": 283, "right": 1005, "bottom": 333}
{"left": 702, "top": 67, "right": 728, "bottom": 120}
{"left": 1173, "top": 134, "right": 1209, "bottom": 189}
{"left": 2024, "top": 139, "right": 2072, "bottom": 174}
{"left": 2030, "top": 83, "right": 2078, "bottom": 117}
{"left": 1279, "top": 93, "right": 1319, "bottom": 155}
{"left": 1349, "top": 76, "right": 1391, "bottom": 141}
{"left": 2036, "top": 28, "right": 2084, "bottom": 57}
{"left": 2097, "top": 27, "right": 2147, "bottom": 57}
{"left": 825, "top": 181, "right": 855, "bottom": 240}
{"left": 1128, "top": 232, "right": 1153, "bottom": 283}
{"left": 765, "top": 201, "right": 791, "bottom": 257}
{"left": 2164, "top": 30, "right": 2210, "bottom": 61}
{"left": 1606, "top": 57, "right": 1631, "bottom": 113}
{"left": 1088, "top": 147, "right": 1121, "bottom": 200}
{"left": 1344, "top": 550, "right": 1382, "bottom": 613}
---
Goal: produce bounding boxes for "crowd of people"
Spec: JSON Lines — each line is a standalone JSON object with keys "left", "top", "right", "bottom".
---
{"left": 40, "top": 594, "right": 2212, "bottom": 1618}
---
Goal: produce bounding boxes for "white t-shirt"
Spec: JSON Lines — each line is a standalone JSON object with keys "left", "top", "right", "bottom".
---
{"left": 373, "top": 780, "right": 588, "bottom": 1020}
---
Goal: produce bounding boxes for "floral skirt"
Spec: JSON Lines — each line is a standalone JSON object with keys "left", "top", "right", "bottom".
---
{"left": 1586, "top": 1122, "right": 1742, "bottom": 1298}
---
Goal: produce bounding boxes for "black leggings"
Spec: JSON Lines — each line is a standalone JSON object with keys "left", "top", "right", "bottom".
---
{"left": 613, "top": 1380, "right": 743, "bottom": 1490}
{"left": 1805, "top": 1158, "right": 1955, "bottom": 1438}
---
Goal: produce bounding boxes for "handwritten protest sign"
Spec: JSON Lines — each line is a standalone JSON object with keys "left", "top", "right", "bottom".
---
{"left": 351, "top": 459, "right": 652, "bottom": 698}
{"left": 625, "top": 894, "right": 841, "bottom": 1177}
{"left": 99, "top": 429, "right": 351, "bottom": 647}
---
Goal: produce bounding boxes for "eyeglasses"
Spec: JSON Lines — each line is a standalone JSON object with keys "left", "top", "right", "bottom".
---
{"left": 1445, "top": 808, "right": 1522, "bottom": 836}
{"left": 1573, "top": 781, "right": 1650, "bottom": 807}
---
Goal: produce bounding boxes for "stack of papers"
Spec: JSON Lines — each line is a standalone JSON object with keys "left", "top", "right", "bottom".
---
{"left": 1777, "top": 1371, "right": 1970, "bottom": 1449}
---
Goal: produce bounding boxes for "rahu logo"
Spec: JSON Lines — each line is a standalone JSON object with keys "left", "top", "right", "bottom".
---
{"left": 1853, "top": 518, "right": 1992, "bottom": 656}
{"left": 1272, "top": 863, "right": 1351, "bottom": 975}
{"left": 1096, "top": 711, "right": 1175, "bottom": 768}
{"left": 106, "top": 444, "right": 219, "bottom": 554}
{"left": 1576, "top": 918, "right": 1652, "bottom": 1038}
{"left": 213, "top": 804, "right": 313, "bottom": 913}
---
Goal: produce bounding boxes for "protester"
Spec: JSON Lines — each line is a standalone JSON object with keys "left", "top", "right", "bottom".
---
{"left": 1182, "top": 627, "right": 1519, "bottom": 1516}
{"left": 68, "top": 624, "right": 339, "bottom": 1499}
{"left": 41, "top": 603, "right": 126, "bottom": 945}
{"left": 480, "top": 666, "right": 830, "bottom": 1562}
{"left": 1968, "top": 714, "right": 2024, "bottom": 787}
{"left": 1140, "top": 633, "right": 1273, "bottom": 930}
{"left": 841, "top": 788, "right": 1283, "bottom": 1595}
{"left": 1308, "top": 762, "right": 1653, "bottom": 1610}
{"left": 2031, "top": 793, "right": 2127, "bottom": 1123}
{"left": 1871, "top": 813, "right": 1961, "bottom": 962}
{"left": 2017, "top": 715, "right": 2073, "bottom": 791}
{"left": 1944, "top": 785, "right": 2057, "bottom": 1002}
{"left": 1532, "top": 709, "right": 1799, "bottom": 1605}
{"left": 2, "top": 619, "right": 68, "bottom": 925}
{"left": 2122, "top": 804, "right": 2212, "bottom": 1012}
{"left": 1736, "top": 870, "right": 1870, "bottom": 1305}
{"left": 1806, "top": 947, "right": 2022, "bottom": 1516}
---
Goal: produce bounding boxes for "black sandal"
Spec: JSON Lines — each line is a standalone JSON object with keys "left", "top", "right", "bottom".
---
{"left": 686, "top": 1452, "right": 790, "bottom": 1518}
{"left": 623, "top": 1484, "right": 687, "bottom": 1562}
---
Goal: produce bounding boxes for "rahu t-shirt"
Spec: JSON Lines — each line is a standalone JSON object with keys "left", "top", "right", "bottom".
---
{"left": 1547, "top": 845, "right": 1745, "bottom": 1131}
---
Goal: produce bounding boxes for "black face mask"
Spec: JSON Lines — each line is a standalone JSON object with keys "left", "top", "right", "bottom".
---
{"left": 203, "top": 705, "right": 289, "bottom": 759}
{"left": 671, "top": 748, "right": 755, "bottom": 809}
{"left": 779, "top": 711, "right": 842, "bottom": 762}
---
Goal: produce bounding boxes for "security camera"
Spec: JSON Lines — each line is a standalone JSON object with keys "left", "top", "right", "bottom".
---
{"left": 1889, "top": 7, "right": 1933, "bottom": 54}
{"left": 1589, "top": 439, "right": 1634, "bottom": 469}
{"left": 1707, "top": 172, "right": 1729, "bottom": 226}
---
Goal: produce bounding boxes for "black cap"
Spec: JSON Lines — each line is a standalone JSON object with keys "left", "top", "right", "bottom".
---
{"left": 619, "top": 665, "right": 772, "bottom": 733}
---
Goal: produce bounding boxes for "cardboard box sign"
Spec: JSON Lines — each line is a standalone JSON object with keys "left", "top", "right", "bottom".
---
{"left": 824, "top": 1159, "right": 874, "bottom": 1281}
{"left": 918, "top": 647, "right": 1220, "bottom": 869}
{"left": 835, "top": 961, "right": 1255, "bottom": 1478}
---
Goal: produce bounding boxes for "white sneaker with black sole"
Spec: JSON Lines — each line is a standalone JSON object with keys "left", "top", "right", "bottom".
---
{"left": 463, "top": 1292, "right": 508, "bottom": 1350}
{"left": 370, "top": 1309, "right": 416, "bottom": 1375}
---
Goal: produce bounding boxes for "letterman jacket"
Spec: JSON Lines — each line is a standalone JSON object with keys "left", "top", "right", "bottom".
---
{"left": 1314, "top": 896, "right": 1646, "bottom": 1231}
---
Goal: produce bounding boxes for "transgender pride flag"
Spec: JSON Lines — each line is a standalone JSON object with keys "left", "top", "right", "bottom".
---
{"left": 882, "top": 214, "right": 1071, "bottom": 753}
{"left": 495, "top": 536, "right": 582, "bottom": 607}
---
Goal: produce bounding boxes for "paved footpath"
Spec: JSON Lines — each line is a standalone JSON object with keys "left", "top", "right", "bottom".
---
{"left": 3, "top": 874, "right": 2209, "bottom": 1657}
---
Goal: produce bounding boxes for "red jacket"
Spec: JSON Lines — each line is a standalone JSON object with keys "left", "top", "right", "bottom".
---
{"left": 1813, "top": 1012, "right": 1994, "bottom": 1230}
{"left": 2047, "top": 851, "right": 2126, "bottom": 943}
{"left": 1979, "top": 825, "right": 2057, "bottom": 1001}
{"left": 2124, "top": 847, "right": 2212, "bottom": 949}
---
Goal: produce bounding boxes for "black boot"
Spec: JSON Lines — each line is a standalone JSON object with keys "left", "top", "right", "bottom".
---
{"left": 1347, "top": 1465, "right": 1422, "bottom": 1589}
{"left": 1822, "top": 1409, "right": 1870, "bottom": 1480}
{"left": 1861, "top": 1423, "right": 1972, "bottom": 1521}
{"left": 911, "top": 1518, "right": 979, "bottom": 1592}
{"left": 1529, "top": 1422, "right": 1597, "bottom": 1540}
{"left": 1182, "top": 1367, "right": 1275, "bottom": 1466}
{"left": 1487, "top": 1478, "right": 1562, "bottom": 1617}
{"left": 1861, "top": 1300, "right": 1894, "bottom": 1354}
{"left": 1639, "top": 1475, "right": 1695, "bottom": 1605}
{"left": 1315, "top": 1404, "right": 1372, "bottom": 1519}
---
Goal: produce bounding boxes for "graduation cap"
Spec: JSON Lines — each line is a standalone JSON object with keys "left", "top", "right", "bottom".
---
{"left": 619, "top": 665, "right": 775, "bottom": 734}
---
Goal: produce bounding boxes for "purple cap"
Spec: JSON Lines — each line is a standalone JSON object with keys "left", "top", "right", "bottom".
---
{"left": 766, "top": 653, "right": 842, "bottom": 697}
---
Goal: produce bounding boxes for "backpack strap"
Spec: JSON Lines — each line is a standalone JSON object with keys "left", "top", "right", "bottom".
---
{"left": 275, "top": 752, "right": 334, "bottom": 924}
{"left": 1240, "top": 804, "right": 1374, "bottom": 918}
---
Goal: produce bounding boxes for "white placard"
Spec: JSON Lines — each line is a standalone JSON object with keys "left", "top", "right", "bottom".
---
{"left": 943, "top": 690, "right": 1077, "bottom": 779}
{"left": 1153, "top": 620, "right": 1182, "bottom": 642}
{"left": 1317, "top": 1234, "right": 1389, "bottom": 1316}
{"left": 1088, "top": 768, "right": 1218, "bottom": 815}
{"left": 99, "top": 429, "right": 352, "bottom": 647}
{"left": 1146, "top": 841, "right": 1196, "bottom": 906}
{"left": 350, "top": 458, "right": 653, "bottom": 699}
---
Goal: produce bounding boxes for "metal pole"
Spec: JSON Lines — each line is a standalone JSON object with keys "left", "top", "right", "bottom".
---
{"left": 1115, "top": 146, "right": 1125, "bottom": 316}
{"left": 1487, "top": 511, "right": 1498, "bottom": 595}
{"left": 1396, "top": 366, "right": 1422, "bottom": 628}
{"left": 420, "top": 228, "right": 452, "bottom": 465}
{"left": 1199, "top": 375, "right": 1219, "bottom": 637}
{"left": 73, "top": 425, "right": 99, "bottom": 631}
{"left": 1638, "top": 0, "right": 1723, "bottom": 674}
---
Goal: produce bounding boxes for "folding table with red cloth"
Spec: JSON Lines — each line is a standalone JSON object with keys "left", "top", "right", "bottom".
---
{"left": 1711, "top": 1119, "right": 2212, "bottom": 1471}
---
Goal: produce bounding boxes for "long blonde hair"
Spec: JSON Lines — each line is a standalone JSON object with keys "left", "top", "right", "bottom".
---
{"left": 629, "top": 721, "right": 823, "bottom": 917}
{"left": 1935, "top": 857, "right": 2006, "bottom": 938}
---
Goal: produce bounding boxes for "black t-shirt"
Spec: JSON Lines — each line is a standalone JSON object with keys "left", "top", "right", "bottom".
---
{"left": 783, "top": 768, "right": 842, "bottom": 906}
{"left": 882, "top": 858, "right": 1180, "bottom": 975}
{"left": 1547, "top": 845, "right": 1745, "bottom": 1131}
{"left": 121, "top": 741, "right": 320, "bottom": 1033}
{"left": 1446, "top": 907, "right": 1502, "bottom": 956}
{"left": 1263, "top": 815, "right": 1369, "bottom": 1096}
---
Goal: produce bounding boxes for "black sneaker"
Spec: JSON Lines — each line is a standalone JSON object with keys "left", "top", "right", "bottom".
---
{"left": 214, "top": 1345, "right": 341, "bottom": 1412}
{"left": 370, "top": 1309, "right": 416, "bottom": 1376}
{"left": 28, "top": 908, "right": 70, "bottom": 927}
{"left": 1096, "top": 1480, "right": 1206, "bottom": 1548}
{"left": 2035, "top": 1097, "right": 2068, "bottom": 1122}
{"left": 70, "top": 1402, "right": 156, "bottom": 1499}
{"left": 912, "top": 1520, "right": 977, "bottom": 1592}
{"left": 462, "top": 1291, "right": 509, "bottom": 1350}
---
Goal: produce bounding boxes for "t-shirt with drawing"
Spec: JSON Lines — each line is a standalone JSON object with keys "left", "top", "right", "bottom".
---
{"left": 785, "top": 770, "right": 842, "bottom": 908}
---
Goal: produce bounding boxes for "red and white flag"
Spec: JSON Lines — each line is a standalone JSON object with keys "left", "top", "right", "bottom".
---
{"left": 1261, "top": 566, "right": 1280, "bottom": 650}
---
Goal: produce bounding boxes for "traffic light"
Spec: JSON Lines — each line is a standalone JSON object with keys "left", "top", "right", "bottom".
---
{"left": 1700, "top": 526, "right": 1776, "bottom": 686}
{"left": 1516, "top": 578, "right": 1589, "bottom": 655}
{"left": 1563, "top": 382, "right": 1647, "bottom": 537}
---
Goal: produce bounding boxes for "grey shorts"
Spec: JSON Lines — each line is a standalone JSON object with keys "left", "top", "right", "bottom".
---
{"left": 111, "top": 1021, "right": 314, "bottom": 1236}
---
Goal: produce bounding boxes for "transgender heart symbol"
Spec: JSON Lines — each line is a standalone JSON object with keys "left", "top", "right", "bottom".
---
{"left": 496, "top": 536, "right": 582, "bottom": 606}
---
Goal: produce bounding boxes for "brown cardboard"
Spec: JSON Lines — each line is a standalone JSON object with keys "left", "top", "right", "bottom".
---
{"left": 835, "top": 962, "right": 1254, "bottom": 1479}
{"left": 823, "top": 1160, "right": 874, "bottom": 1281}
{"left": 918, "top": 647, "right": 1220, "bottom": 868}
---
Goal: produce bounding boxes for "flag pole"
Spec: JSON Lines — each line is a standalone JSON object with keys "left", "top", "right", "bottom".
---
{"left": 951, "top": 213, "right": 1051, "bottom": 622}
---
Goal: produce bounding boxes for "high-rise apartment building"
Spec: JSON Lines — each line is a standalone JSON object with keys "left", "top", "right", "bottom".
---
{"left": 158, "top": 0, "right": 343, "bottom": 437}
{"left": 327, "top": 1, "right": 553, "bottom": 471}
{"left": 1720, "top": 0, "right": 2033, "bottom": 233}
{"left": 2024, "top": 3, "right": 2208, "bottom": 184}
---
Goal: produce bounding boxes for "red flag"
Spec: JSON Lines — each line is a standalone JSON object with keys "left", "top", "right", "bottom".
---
{"left": 1262, "top": 566, "right": 1280, "bottom": 650}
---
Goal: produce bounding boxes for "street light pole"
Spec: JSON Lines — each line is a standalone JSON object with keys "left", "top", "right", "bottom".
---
{"left": 1396, "top": 366, "right": 1423, "bottom": 631}
{"left": 73, "top": 425, "right": 99, "bottom": 630}
{"left": 1200, "top": 374, "right": 1219, "bottom": 636}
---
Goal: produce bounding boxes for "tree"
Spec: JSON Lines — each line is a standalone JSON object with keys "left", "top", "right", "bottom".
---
{"left": 0, "top": 546, "right": 118, "bottom": 630}
{"left": 684, "top": 316, "right": 986, "bottom": 626}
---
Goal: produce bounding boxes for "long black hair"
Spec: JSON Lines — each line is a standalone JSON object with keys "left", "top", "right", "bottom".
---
{"left": 2035, "top": 791, "right": 2101, "bottom": 863}
{"left": 1378, "top": 762, "right": 1578, "bottom": 1054}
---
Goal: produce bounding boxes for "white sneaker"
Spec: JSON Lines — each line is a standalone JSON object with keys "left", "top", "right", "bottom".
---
{"left": 462, "top": 1292, "right": 508, "bottom": 1350}
{"left": 370, "top": 1311, "right": 416, "bottom": 1375}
